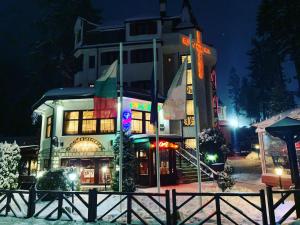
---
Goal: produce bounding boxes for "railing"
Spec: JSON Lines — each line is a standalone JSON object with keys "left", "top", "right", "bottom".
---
{"left": 172, "top": 189, "right": 268, "bottom": 225}
{"left": 266, "top": 186, "right": 300, "bottom": 225}
{"left": 176, "top": 147, "right": 219, "bottom": 179}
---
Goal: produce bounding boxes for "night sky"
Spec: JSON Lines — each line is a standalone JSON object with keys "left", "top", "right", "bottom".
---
{"left": 95, "top": 0, "right": 262, "bottom": 115}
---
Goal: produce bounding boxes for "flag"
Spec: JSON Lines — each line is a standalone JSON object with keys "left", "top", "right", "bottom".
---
{"left": 150, "top": 69, "right": 158, "bottom": 125}
{"left": 163, "top": 59, "right": 187, "bottom": 120}
{"left": 94, "top": 60, "right": 118, "bottom": 118}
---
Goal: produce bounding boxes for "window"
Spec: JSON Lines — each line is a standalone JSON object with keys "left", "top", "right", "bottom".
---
{"left": 46, "top": 116, "right": 52, "bottom": 138}
{"left": 184, "top": 138, "right": 196, "bottom": 149}
{"left": 101, "top": 51, "right": 127, "bottom": 65}
{"left": 82, "top": 111, "right": 97, "bottom": 134}
{"left": 89, "top": 56, "right": 95, "bottom": 68}
{"left": 75, "top": 55, "right": 84, "bottom": 72}
{"left": 131, "top": 48, "right": 158, "bottom": 63}
{"left": 130, "top": 21, "right": 157, "bottom": 36}
{"left": 63, "top": 110, "right": 115, "bottom": 135}
{"left": 131, "top": 111, "right": 143, "bottom": 134}
{"left": 186, "top": 69, "right": 193, "bottom": 95}
{"left": 181, "top": 55, "right": 191, "bottom": 64}
{"left": 76, "top": 29, "right": 82, "bottom": 44}
{"left": 131, "top": 110, "right": 154, "bottom": 134}
{"left": 184, "top": 100, "right": 195, "bottom": 126}
{"left": 64, "top": 111, "right": 80, "bottom": 135}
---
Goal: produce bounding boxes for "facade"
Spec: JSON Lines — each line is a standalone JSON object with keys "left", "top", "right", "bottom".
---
{"left": 33, "top": 0, "right": 218, "bottom": 186}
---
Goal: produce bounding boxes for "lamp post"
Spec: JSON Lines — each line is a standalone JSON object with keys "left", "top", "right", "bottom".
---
{"left": 102, "top": 166, "right": 108, "bottom": 191}
{"left": 68, "top": 172, "right": 77, "bottom": 212}
{"left": 275, "top": 167, "right": 284, "bottom": 203}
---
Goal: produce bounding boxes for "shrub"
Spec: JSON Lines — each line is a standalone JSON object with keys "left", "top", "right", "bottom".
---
{"left": 36, "top": 167, "right": 79, "bottom": 200}
{"left": 217, "top": 171, "right": 235, "bottom": 192}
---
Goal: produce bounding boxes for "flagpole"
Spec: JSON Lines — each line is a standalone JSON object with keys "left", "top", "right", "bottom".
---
{"left": 153, "top": 39, "right": 160, "bottom": 193}
{"left": 119, "top": 42, "right": 124, "bottom": 193}
{"left": 189, "top": 34, "right": 202, "bottom": 205}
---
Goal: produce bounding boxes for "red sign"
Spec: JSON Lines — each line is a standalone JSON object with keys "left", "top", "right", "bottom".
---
{"left": 150, "top": 141, "right": 179, "bottom": 150}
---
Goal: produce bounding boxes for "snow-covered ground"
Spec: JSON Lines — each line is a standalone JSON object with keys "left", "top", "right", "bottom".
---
{"left": 0, "top": 157, "right": 299, "bottom": 224}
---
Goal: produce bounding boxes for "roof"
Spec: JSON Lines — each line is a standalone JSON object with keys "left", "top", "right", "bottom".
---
{"left": 253, "top": 108, "right": 300, "bottom": 132}
{"left": 33, "top": 87, "right": 166, "bottom": 110}
{"left": 265, "top": 117, "right": 300, "bottom": 138}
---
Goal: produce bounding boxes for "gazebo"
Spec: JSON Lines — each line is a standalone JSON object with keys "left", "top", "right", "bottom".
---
{"left": 254, "top": 108, "right": 300, "bottom": 188}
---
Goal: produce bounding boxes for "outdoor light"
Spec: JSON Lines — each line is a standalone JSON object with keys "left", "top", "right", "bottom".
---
{"left": 206, "top": 154, "right": 218, "bottom": 163}
{"left": 254, "top": 144, "right": 260, "bottom": 150}
{"left": 275, "top": 167, "right": 283, "bottom": 176}
{"left": 229, "top": 118, "right": 239, "bottom": 128}
{"left": 68, "top": 172, "right": 77, "bottom": 181}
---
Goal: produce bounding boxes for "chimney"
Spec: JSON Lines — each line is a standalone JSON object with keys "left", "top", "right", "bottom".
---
{"left": 160, "top": 0, "right": 167, "bottom": 17}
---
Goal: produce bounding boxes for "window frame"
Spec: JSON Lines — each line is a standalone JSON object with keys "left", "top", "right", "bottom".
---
{"left": 131, "top": 110, "right": 154, "bottom": 134}
{"left": 62, "top": 110, "right": 116, "bottom": 136}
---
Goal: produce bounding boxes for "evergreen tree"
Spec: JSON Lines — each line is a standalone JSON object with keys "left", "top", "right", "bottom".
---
{"left": 228, "top": 67, "right": 241, "bottom": 117}
{"left": 0, "top": 142, "right": 21, "bottom": 190}
{"left": 111, "top": 133, "right": 137, "bottom": 192}
{"left": 257, "top": 0, "right": 300, "bottom": 91}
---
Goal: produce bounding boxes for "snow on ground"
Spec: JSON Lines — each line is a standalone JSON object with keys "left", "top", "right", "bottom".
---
{"left": 0, "top": 157, "right": 299, "bottom": 224}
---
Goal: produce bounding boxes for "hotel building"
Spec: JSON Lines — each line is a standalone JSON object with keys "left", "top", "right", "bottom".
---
{"left": 33, "top": 0, "right": 218, "bottom": 186}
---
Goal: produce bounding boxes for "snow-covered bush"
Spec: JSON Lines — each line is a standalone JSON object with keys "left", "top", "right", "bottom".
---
{"left": 217, "top": 171, "right": 235, "bottom": 192}
{"left": 0, "top": 142, "right": 21, "bottom": 190}
{"left": 36, "top": 167, "right": 79, "bottom": 200}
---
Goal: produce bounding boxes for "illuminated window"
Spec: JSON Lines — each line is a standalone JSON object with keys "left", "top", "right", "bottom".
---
{"left": 100, "top": 119, "right": 115, "bottom": 133}
{"left": 64, "top": 111, "right": 79, "bottom": 135}
{"left": 63, "top": 110, "right": 115, "bottom": 135}
{"left": 184, "top": 100, "right": 195, "bottom": 126}
{"left": 131, "top": 111, "right": 143, "bottom": 134}
{"left": 181, "top": 55, "right": 191, "bottom": 64}
{"left": 184, "top": 138, "right": 196, "bottom": 149}
{"left": 82, "top": 111, "right": 97, "bottom": 134}
{"left": 145, "top": 113, "right": 155, "bottom": 134}
{"left": 186, "top": 69, "right": 193, "bottom": 95}
{"left": 46, "top": 116, "right": 52, "bottom": 138}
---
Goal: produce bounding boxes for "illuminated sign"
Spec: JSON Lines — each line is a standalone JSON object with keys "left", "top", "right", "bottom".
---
{"left": 66, "top": 137, "right": 104, "bottom": 152}
{"left": 150, "top": 141, "right": 179, "bottom": 150}
{"left": 122, "top": 110, "right": 132, "bottom": 132}
{"left": 181, "top": 31, "right": 212, "bottom": 80}
{"left": 129, "top": 101, "right": 162, "bottom": 111}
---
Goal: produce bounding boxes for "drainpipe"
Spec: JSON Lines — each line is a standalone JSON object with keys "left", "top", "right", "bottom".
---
{"left": 44, "top": 103, "right": 55, "bottom": 169}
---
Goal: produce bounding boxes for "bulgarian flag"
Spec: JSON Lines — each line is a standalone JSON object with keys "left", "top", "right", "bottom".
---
{"left": 94, "top": 60, "right": 118, "bottom": 118}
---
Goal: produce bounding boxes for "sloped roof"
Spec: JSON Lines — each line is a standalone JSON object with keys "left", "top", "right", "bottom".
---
{"left": 253, "top": 108, "right": 300, "bottom": 131}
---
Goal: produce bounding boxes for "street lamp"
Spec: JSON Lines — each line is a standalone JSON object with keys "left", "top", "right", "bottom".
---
{"left": 102, "top": 166, "right": 108, "bottom": 191}
{"left": 275, "top": 167, "right": 284, "bottom": 203}
{"left": 68, "top": 172, "right": 77, "bottom": 212}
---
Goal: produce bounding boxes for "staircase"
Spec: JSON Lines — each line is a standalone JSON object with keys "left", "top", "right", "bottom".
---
{"left": 176, "top": 148, "right": 218, "bottom": 184}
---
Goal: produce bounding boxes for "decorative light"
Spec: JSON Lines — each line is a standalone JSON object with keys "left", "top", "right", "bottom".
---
{"left": 275, "top": 167, "right": 283, "bottom": 176}
{"left": 150, "top": 141, "right": 179, "bottom": 150}
{"left": 254, "top": 144, "right": 260, "bottom": 150}
{"left": 206, "top": 154, "right": 218, "bottom": 162}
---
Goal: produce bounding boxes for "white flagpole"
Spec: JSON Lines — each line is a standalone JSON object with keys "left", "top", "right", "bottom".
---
{"left": 189, "top": 34, "right": 202, "bottom": 205}
{"left": 153, "top": 39, "right": 160, "bottom": 193}
{"left": 119, "top": 42, "right": 124, "bottom": 193}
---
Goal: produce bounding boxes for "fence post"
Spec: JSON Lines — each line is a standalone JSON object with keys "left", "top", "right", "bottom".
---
{"left": 215, "top": 195, "right": 222, "bottom": 225}
{"left": 266, "top": 186, "right": 276, "bottom": 225}
{"left": 27, "top": 187, "right": 36, "bottom": 218}
{"left": 88, "top": 188, "right": 97, "bottom": 222}
{"left": 165, "top": 190, "right": 171, "bottom": 225}
{"left": 172, "top": 189, "right": 177, "bottom": 225}
{"left": 57, "top": 192, "right": 63, "bottom": 219}
{"left": 259, "top": 189, "right": 268, "bottom": 225}
{"left": 5, "top": 191, "right": 11, "bottom": 216}
{"left": 127, "top": 194, "right": 132, "bottom": 224}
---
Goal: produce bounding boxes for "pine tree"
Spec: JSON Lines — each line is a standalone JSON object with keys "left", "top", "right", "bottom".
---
{"left": 0, "top": 142, "right": 21, "bottom": 190}
{"left": 228, "top": 67, "right": 241, "bottom": 117}
{"left": 111, "top": 133, "right": 137, "bottom": 192}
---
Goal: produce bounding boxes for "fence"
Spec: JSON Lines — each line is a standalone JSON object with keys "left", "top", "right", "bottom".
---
{"left": 266, "top": 186, "right": 300, "bottom": 225}
{"left": 2, "top": 188, "right": 300, "bottom": 224}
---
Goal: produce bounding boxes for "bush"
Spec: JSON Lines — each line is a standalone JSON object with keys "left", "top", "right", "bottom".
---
{"left": 36, "top": 167, "right": 79, "bottom": 200}
{"left": 217, "top": 171, "right": 235, "bottom": 192}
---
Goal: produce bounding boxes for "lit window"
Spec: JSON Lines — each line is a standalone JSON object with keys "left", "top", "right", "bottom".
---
{"left": 184, "top": 138, "right": 196, "bottom": 149}
{"left": 46, "top": 116, "right": 52, "bottom": 138}
{"left": 100, "top": 119, "right": 115, "bottom": 133}
{"left": 184, "top": 100, "right": 195, "bottom": 126}
{"left": 64, "top": 111, "right": 79, "bottom": 135}
{"left": 82, "top": 111, "right": 97, "bottom": 134}
{"left": 186, "top": 69, "right": 193, "bottom": 95}
{"left": 145, "top": 113, "right": 154, "bottom": 134}
{"left": 181, "top": 55, "right": 191, "bottom": 64}
{"left": 131, "top": 111, "right": 143, "bottom": 134}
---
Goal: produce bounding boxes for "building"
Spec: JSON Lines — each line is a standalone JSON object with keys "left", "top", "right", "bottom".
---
{"left": 33, "top": 0, "right": 218, "bottom": 186}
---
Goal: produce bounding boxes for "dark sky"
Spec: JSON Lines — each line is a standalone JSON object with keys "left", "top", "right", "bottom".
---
{"left": 95, "top": 0, "right": 262, "bottom": 114}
